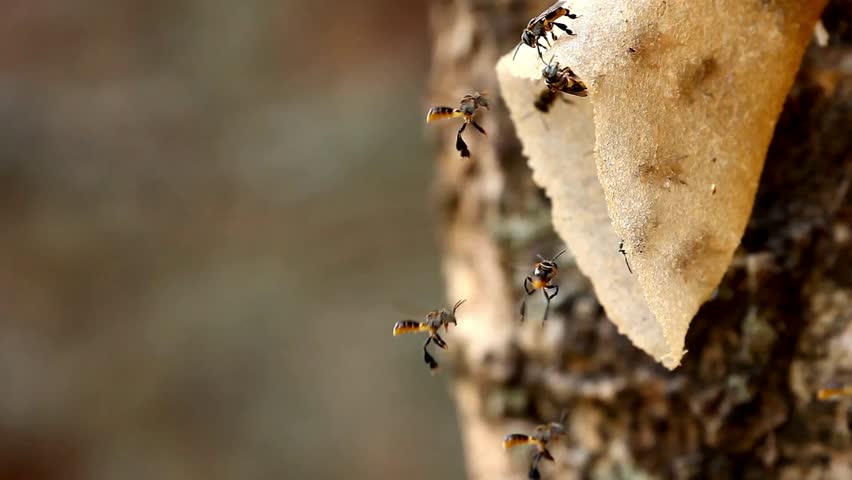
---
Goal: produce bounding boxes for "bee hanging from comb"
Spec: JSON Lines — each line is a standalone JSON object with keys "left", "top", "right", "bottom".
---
{"left": 542, "top": 58, "right": 587, "bottom": 97}
{"left": 426, "top": 92, "right": 489, "bottom": 158}
{"left": 503, "top": 411, "right": 568, "bottom": 479}
{"left": 392, "top": 299, "right": 466, "bottom": 374}
{"left": 533, "top": 58, "right": 587, "bottom": 113}
{"left": 513, "top": 1, "right": 579, "bottom": 62}
{"left": 520, "top": 250, "right": 566, "bottom": 324}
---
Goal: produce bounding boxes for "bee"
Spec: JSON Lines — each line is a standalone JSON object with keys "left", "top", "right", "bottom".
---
{"left": 503, "top": 411, "right": 568, "bottom": 479}
{"left": 817, "top": 386, "right": 852, "bottom": 400}
{"left": 618, "top": 240, "right": 633, "bottom": 274}
{"left": 542, "top": 59, "right": 587, "bottom": 97}
{"left": 426, "top": 92, "right": 489, "bottom": 158}
{"left": 520, "top": 250, "right": 566, "bottom": 323}
{"left": 513, "top": 1, "right": 579, "bottom": 62}
{"left": 392, "top": 299, "right": 466, "bottom": 374}
{"left": 533, "top": 58, "right": 588, "bottom": 113}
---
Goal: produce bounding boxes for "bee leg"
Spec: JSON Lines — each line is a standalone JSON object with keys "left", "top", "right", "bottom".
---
{"left": 553, "top": 22, "right": 575, "bottom": 36}
{"left": 423, "top": 337, "right": 439, "bottom": 372}
{"left": 542, "top": 284, "right": 559, "bottom": 323}
{"left": 528, "top": 451, "right": 543, "bottom": 480}
{"left": 540, "top": 447, "right": 555, "bottom": 462}
{"left": 432, "top": 333, "right": 448, "bottom": 350}
{"left": 470, "top": 120, "right": 487, "bottom": 136}
{"left": 456, "top": 123, "right": 470, "bottom": 158}
{"left": 528, "top": 464, "right": 541, "bottom": 480}
{"left": 619, "top": 243, "right": 633, "bottom": 274}
{"left": 520, "top": 277, "right": 535, "bottom": 322}
{"left": 535, "top": 42, "right": 547, "bottom": 62}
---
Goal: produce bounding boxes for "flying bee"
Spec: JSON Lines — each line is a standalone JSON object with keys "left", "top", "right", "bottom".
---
{"left": 817, "top": 386, "right": 852, "bottom": 400}
{"left": 520, "top": 250, "right": 566, "bottom": 324}
{"left": 513, "top": 1, "right": 579, "bottom": 61}
{"left": 392, "top": 299, "right": 466, "bottom": 374}
{"left": 618, "top": 240, "right": 633, "bottom": 274}
{"left": 503, "top": 411, "right": 568, "bottom": 479}
{"left": 426, "top": 92, "right": 489, "bottom": 158}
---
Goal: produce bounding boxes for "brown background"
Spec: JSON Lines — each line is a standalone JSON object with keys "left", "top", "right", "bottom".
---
{"left": 0, "top": 1, "right": 466, "bottom": 478}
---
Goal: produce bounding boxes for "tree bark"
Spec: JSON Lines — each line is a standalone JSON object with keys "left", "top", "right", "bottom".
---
{"left": 429, "top": 1, "right": 852, "bottom": 479}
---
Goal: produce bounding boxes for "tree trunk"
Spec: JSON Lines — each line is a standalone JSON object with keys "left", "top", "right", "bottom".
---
{"left": 429, "top": 1, "right": 852, "bottom": 479}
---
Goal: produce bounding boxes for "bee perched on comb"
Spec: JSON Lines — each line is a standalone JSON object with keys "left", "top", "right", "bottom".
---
{"left": 392, "top": 299, "right": 465, "bottom": 374}
{"left": 503, "top": 411, "right": 568, "bottom": 479}
{"left": 426, "top": 92, "right": 489, "bottom": 158}
{"left": 513, "top": 1, "right": 579, "bottom": 62}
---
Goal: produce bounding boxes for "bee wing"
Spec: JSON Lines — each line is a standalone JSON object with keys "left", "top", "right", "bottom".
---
{"left": 426, "top": 107, "right": 463, "bottom": 123}
{"left": 537, "top": 1, "right": 567, "bottom": 22}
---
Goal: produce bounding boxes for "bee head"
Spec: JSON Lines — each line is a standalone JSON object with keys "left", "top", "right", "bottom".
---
{"left": 534, "top": 260, "right": 556, "bottom": 278}
{"left": 542, "top": 62, "right": 559, "bottom": 81}
{"left": 513, "top": 30, "right": 537, "bottom": 61}
{"left": 445, "top": 298, "right": 465, "bottom": 327}
{"left": 522, "top": 29, "right": 537, "bottom": 48}
{"left": 473, "top": 92, "right": 490, "bottom": 110}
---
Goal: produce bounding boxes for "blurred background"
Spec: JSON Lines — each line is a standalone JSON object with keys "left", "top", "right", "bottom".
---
{"left": 0, "top": 1, "right": 466, "bottom": 479}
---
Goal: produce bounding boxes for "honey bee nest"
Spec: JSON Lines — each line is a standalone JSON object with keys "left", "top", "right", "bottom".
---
{"left": 497, "top": 0, "right": 826, "bottom": 368}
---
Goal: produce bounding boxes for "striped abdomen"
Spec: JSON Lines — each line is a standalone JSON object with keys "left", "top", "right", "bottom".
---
{"left": 503, "top": 434, "right": 537, "bottom": 449}
{"left": 818, "top": 387, "right": 852, "bottom": 400}
{"left": 393, "top": 321, "right": 428, "bottom": 336}
{"left": 426, "top": 106, "right": 463, "bottom": 123}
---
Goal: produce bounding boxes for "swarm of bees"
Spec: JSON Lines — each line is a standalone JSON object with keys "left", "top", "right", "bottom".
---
{"left": 504, "top": 411, "right": 568, "bottom": 479}
{"left": 426, "top": 1, "right": 587, "bottom": 160}
{"left": 401, "top": 3, "right": 600, "bottom": 479}
{"left": 426, "top": 91, "right": 490, "bottom": 158}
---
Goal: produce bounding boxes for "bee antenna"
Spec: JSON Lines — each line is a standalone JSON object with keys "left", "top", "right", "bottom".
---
{"left": 536, "top": 254, "right": 546, "bottom": 261}
{"left": 552, "top": 249, "right": 567, "bottom": 261}
{"left": 512, "top": 41, "right": 524, "bottom": 61}
{"left": 452, "top": 298, "right": 467, "bottom": 314}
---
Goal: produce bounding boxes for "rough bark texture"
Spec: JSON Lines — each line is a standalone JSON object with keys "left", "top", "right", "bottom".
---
{"left": 429, "top": 1, "right": 852, "bottom": 479}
